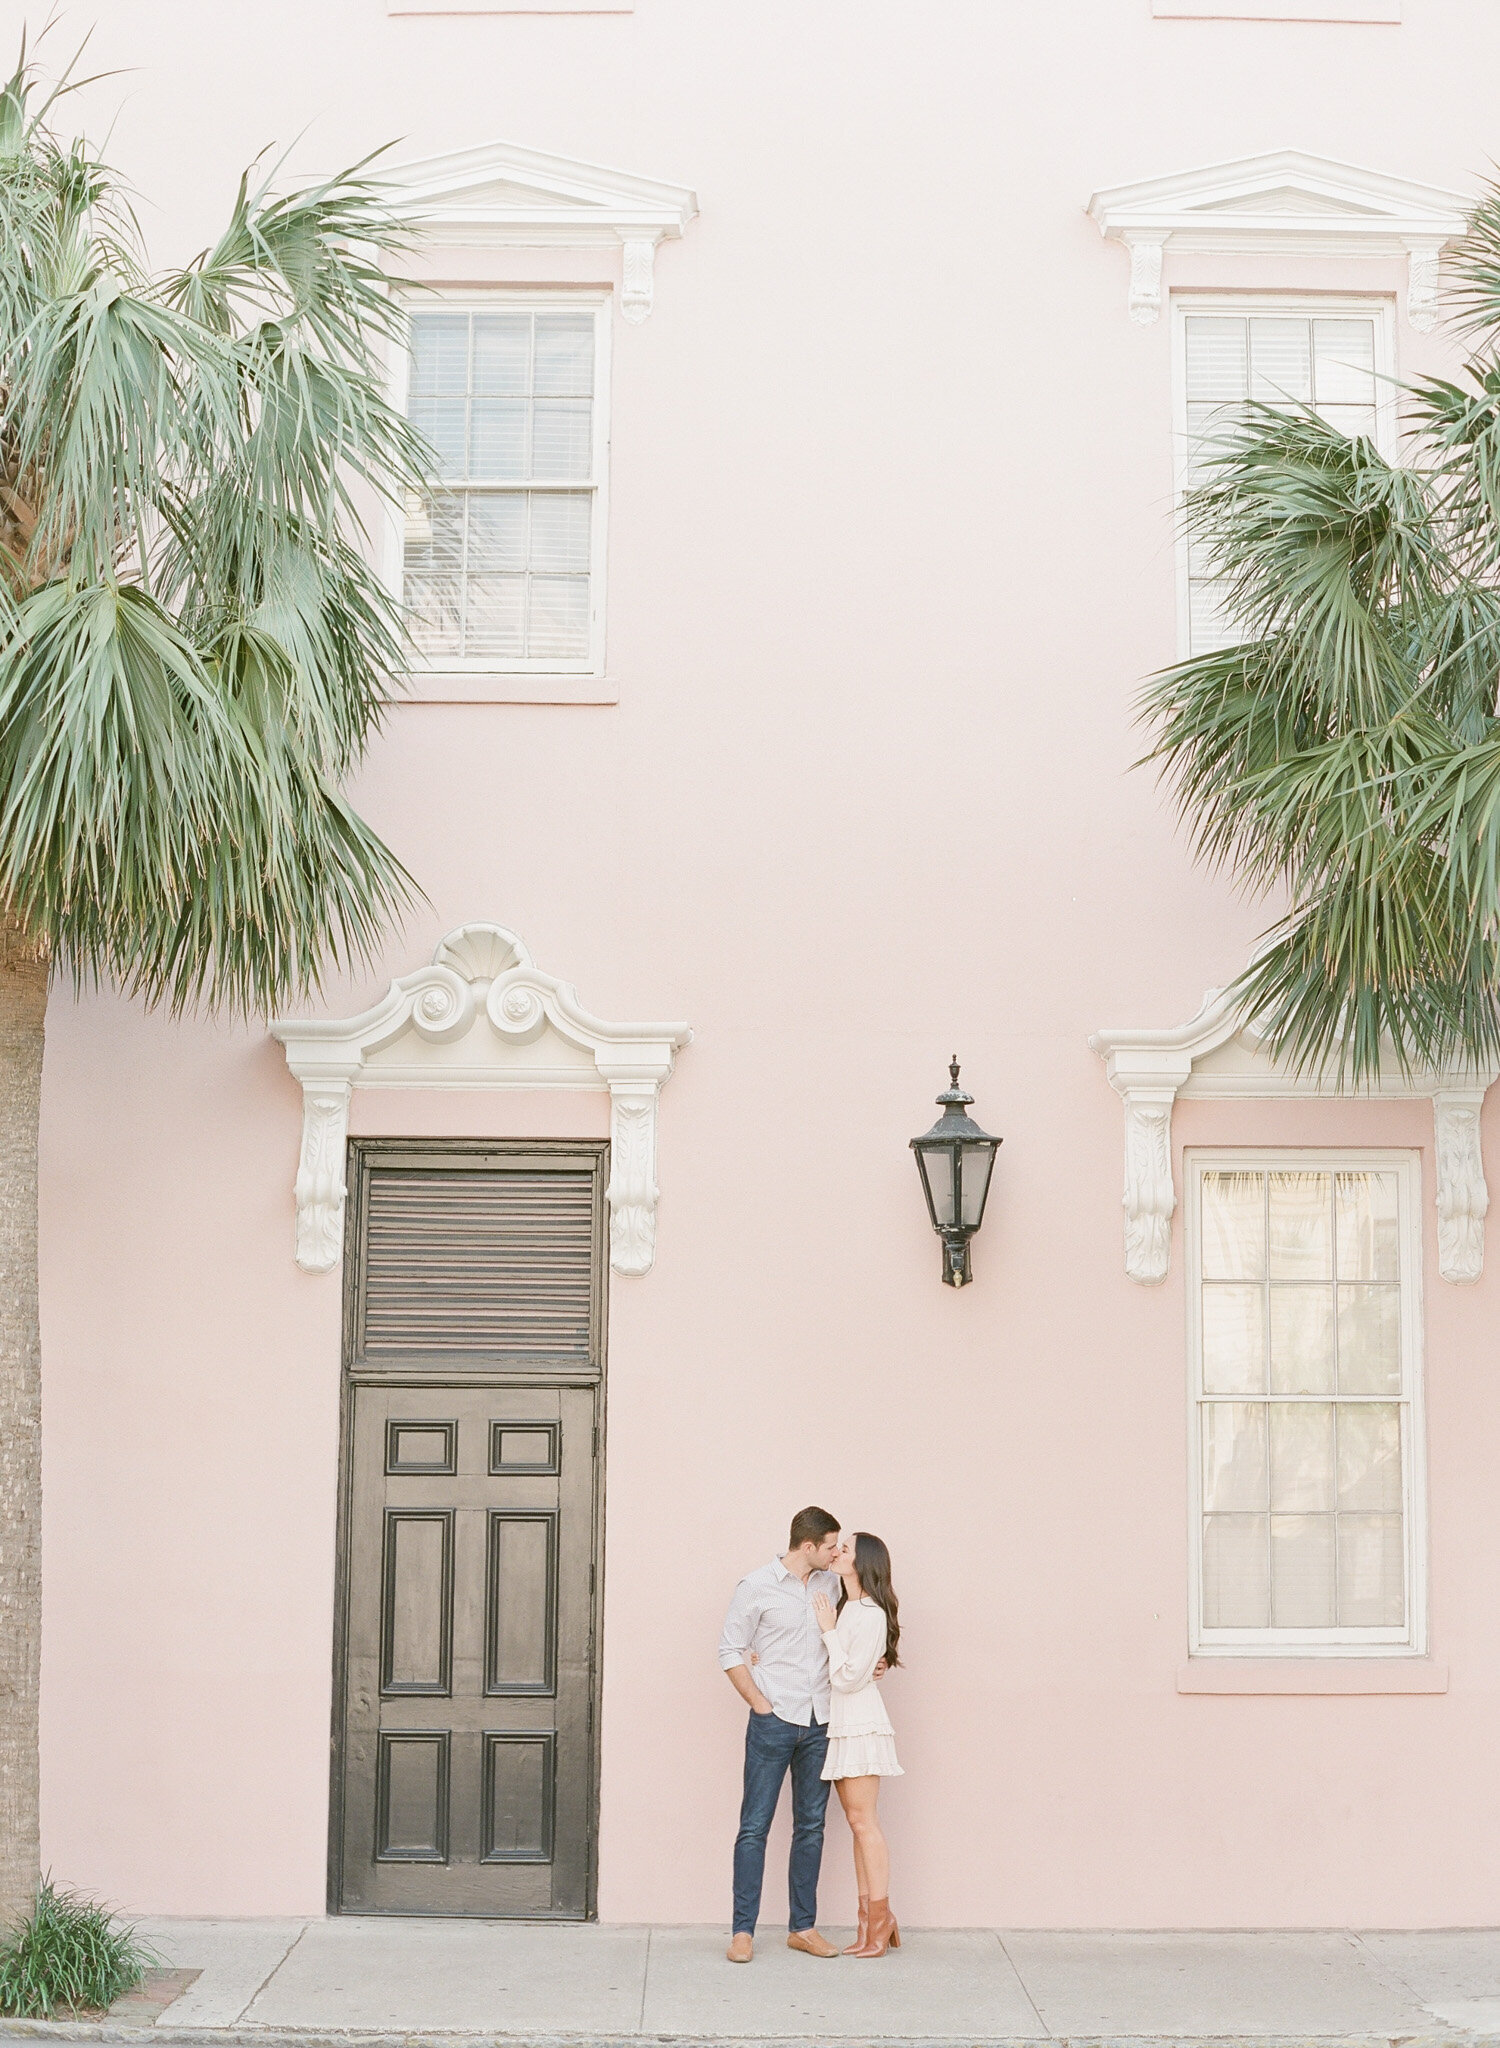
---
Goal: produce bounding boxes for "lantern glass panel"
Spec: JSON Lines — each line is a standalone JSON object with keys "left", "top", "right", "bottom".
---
{"left": 920, "top": 1145, "right": 956, "bottom": 1228}
{"left": 960, "top": 1142, "right": 997, "bottom": 1228}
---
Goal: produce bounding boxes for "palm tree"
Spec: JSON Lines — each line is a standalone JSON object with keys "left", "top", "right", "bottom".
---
{"left": 0, "top": 55, "right": 425, "bottom": 1925}
{"left": 1142, "top": 189, "right": 1500, "bottom": 1086}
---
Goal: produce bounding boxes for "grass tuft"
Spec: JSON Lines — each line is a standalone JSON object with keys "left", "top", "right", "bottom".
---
{"left": 0, "top": 1877, "right": 155, "bottom": 2018}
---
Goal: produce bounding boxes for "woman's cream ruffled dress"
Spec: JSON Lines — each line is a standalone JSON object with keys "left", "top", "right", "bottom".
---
{"left": 819, "top": 1596, "right": 903, "bottom": 1780}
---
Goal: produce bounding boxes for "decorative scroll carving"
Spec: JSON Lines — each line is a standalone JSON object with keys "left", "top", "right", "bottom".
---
{"left": 293, "top": 1082, "right": 352, "bottom": 1274}
{"left": 272, "top": 924, "right": 690, "bottom": 1278}
{"left": 620, "top": 235, "right": 661, "bottom": 324}
{"left": 1403, "top": 237, "right": 1442, "bottom": 332}
{"left": 1125, "top": 235, "right": 1166, "bottom": 325}
{"left": 1434, "top": 1090, "right": 1489, "bottom": 1283}
{"left": 606, "top": 1088, "right": 658, "bottom": 1275}
{"left": 1122, "top": 1090, "right": 1177, "bottom": 1283}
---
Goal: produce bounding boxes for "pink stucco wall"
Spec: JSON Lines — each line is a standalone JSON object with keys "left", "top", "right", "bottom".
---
{"left": 32, "top": 0, "right": 1500, "bottom": 1925}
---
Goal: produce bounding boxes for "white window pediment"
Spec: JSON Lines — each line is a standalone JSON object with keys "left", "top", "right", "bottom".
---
{"left": 382, "top": 141, "right": 699, "bottom": 322}
{"left": 271, "top": 924, "right": 691, "bottom": 1278}
{"left": 1090, "top": 986, "right": 1497, "bottom": 1286}
{"left": 1087, "top": 151, "right": 1471, "bottom": 329}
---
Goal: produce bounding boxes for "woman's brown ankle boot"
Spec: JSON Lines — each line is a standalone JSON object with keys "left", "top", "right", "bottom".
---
{"left": 843, "top": 1898, "right": 870, "bottom": 1954}
{"left": 851, "top": 1898, "right": 899, "bottom": 1957}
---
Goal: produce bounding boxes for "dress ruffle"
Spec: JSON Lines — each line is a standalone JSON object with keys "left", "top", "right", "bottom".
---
{"left": 821, "top": 1730, "right": 903, "bottom": 1780}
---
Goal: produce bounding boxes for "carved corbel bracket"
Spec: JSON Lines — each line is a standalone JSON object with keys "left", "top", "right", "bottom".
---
{"left": 602, "top": 1080, "right": 661, "bottom": 1275}
{"left": 1123, "top": 233, "right": 1168, "bottom": 325}
{"left": 292, "top": 1080, "right": 354, "bottom": 1274}
{"left": 1433, "top": 1089, "right": 1489, "bottom": 1283}
{"left": 1121, "top": 1087, "right": 1179, "bottom": 1284}
{"left": 620, "top": 233, "right": 665, "bottom": 324}
{"left": 1401, "top": 236, "right": 1443, "bottom": 333}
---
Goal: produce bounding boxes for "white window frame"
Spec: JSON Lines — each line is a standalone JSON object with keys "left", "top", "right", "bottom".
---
{"left": 1185, "top": 1147, "right": 1428, "bottom": 1659}
{"left": 386, "top": 288, "right": 612, "bottom": 680}
{"left": 1171, "top": 294, "right": 1400, "bottom": 658}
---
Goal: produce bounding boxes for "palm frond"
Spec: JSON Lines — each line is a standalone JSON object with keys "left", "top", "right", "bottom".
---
{"left": 0, "top": 50, "right": 430, "bottom": 1015}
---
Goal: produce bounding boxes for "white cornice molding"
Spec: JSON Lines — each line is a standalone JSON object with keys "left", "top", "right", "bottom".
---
{"left": 271, "top": 923, "right": 691, "bottom": 1277}
{"left": 1087, "top": 151, "right": 1471, "bottom": 330}
{"left": 380, "top": 140, "right": 699, "bottom": 323}
{"left": 1089, "top": 985, "right": 1498, "bottom": 1284}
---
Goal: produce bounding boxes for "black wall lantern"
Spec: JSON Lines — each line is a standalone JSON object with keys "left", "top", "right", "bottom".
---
{"left": 910, "top": 1058, "right": 1002, "bottom": 1287}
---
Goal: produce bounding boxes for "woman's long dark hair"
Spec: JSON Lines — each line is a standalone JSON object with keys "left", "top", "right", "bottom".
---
{"left": 838, "top": 1530, "right": 901, "bottom": 1668}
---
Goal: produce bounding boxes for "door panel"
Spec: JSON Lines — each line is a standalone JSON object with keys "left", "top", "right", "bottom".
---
{"left": 338, "top": 1383, "right": 597, "bottom": 1915}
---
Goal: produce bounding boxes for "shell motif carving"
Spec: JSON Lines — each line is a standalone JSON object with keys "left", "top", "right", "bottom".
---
{"left": 433, "top": 922, "right": 532, "bottom": 985}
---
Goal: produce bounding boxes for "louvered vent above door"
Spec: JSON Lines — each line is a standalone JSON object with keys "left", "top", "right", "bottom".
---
{"left": 354, "top": 1150, "right": 604, "bottom": 1367}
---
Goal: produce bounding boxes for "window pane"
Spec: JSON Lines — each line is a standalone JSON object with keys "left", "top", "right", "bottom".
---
{"left": 1189, "top": 578, "right": 1238, "bottom": 653}
{"left": 1203, "top": 1513, "right": 1269, "bottom": 1627}
{"left": 1186, "top": 401, "right": 1250, "bottom": 475}
{"left": 1202, "top": 1402, "right": 1268, "bottom": 1512}
{"left": 468, "top": 494, "right": 529, "bottom": 573}
{"left": 1202, "top": 1284, "right": 1265, "bottom": 1394}
{"left": 409, "top": 395, "right": 467, "bottom": 481}
{"left": 1318, "top": 404, "right": 1378, "bottom": 444}
{"left": 1185, "top": 318, "right": 1248, "bottom": 401}
{"left": 403, "top": 493, "right": 465, "bottom": 656}
{"left": 1337, "top": 1403, "right": 1402, "bottom": 1510}
{"left": 1268, "top": 1172, "right": 1332, "bottom": 1278}
{"left": 1202, "top": 1172, "right": 1265, "bottom": 1279}
{"left": 1269, "top": 1284, "right": 1335, "bottom": 1393}
{"left": 527, "top": 576, "right": 591, "bottom": 661}
{"left": 1271, "top": 1513, "right": 1335, "bottom": 1627}
{"left": 1270, "top": 1401, "right": 1334, "bottom": 1512}
{"left": 407, "top": 576, "right": 463, "bottom": 656}
{"left": 463, "top": 575, "right": 526, "bottom": 660}
{"left": 1337, "top": 1512, "right": 1404, "bottom": 1627}
{"left": 469, "top": 399, "right": 529, "bottom": 481}
{"left": 1249, "top": 319, "right": 1312, "bottom": 404}
{"left": 1312, "top": 319, "right": 1376, "bottom": 406}
{"left": 471, "top": 314, "right": 531, "bottom": 396}
{"left": 531, "top": 400, "right": 593, "bottom": 480}
{"left": 1337, "top": 1284, "right": 1401, "bottom": 1394}
{"left": 528, "top": 493, "right": 591, "bottom": 571}
{"left": 1336, "top": 1171, "right": 1399, "bottom": 1281}
{"left": 410, "top": 313, "right": 470, "bottom": 396}
{"left": 533, "top": 313, "right": 595, "bottom": 397}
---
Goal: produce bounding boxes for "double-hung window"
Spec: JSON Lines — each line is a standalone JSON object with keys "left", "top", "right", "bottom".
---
{"left": 1187, "top": 1153, "right": 1425, "bottom": 1656}
{"left": 401, "top": 297, "right": 608, "bottom": 675}
{"left": 1176, "top": 300, "right": 1395, "bottom": 654}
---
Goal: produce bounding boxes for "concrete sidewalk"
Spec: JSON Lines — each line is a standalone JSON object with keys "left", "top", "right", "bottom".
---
{"left": 5, "top": 1919, "right": 1500, "bottom": 2047}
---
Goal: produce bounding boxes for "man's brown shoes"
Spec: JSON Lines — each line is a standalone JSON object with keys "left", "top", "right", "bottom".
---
{"left": 726, "top": 1933, "right": 753, "bottom": 1963}
{"left": 787, "top": 1928, "right": 840, "bottom": 1958}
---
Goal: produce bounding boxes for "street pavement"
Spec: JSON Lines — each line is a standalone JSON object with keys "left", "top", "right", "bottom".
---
{"left": 5, "top": 1919, "right": 1500, "bottom": 2044}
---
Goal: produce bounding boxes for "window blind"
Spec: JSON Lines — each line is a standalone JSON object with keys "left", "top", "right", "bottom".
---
{"left": 403, "top": 309, "right": 596, "bottom": 667}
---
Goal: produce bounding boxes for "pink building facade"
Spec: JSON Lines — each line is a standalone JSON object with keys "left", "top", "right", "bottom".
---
{"left": 36, "top": 0, "right": 1500, "bottom": 1930}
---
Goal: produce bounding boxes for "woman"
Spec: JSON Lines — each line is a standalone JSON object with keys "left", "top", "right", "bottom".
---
{"left": 811, "top": 1531, "right": 903, "bottom": 1959}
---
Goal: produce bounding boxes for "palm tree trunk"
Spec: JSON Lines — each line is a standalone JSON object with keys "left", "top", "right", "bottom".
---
{"left": 0, "top": 919, "right": 47, "bottom": 1928}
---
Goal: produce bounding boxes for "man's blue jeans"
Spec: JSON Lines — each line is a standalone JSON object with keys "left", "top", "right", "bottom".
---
{"left": 731, "top": 1709, "right": 831, "bottom": 1935}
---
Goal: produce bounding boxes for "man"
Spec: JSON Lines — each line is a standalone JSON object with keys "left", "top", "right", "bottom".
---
{"left": 717, "top": 1505, "right": 844, "bottom": 1964}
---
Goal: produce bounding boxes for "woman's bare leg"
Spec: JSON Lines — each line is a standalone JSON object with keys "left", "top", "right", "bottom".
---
{"left": 835, "top": 1776, "right": 888, "bottom": 1899}
{"left": 836, "top": 1780, "right": 870, "bottom": 1897}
